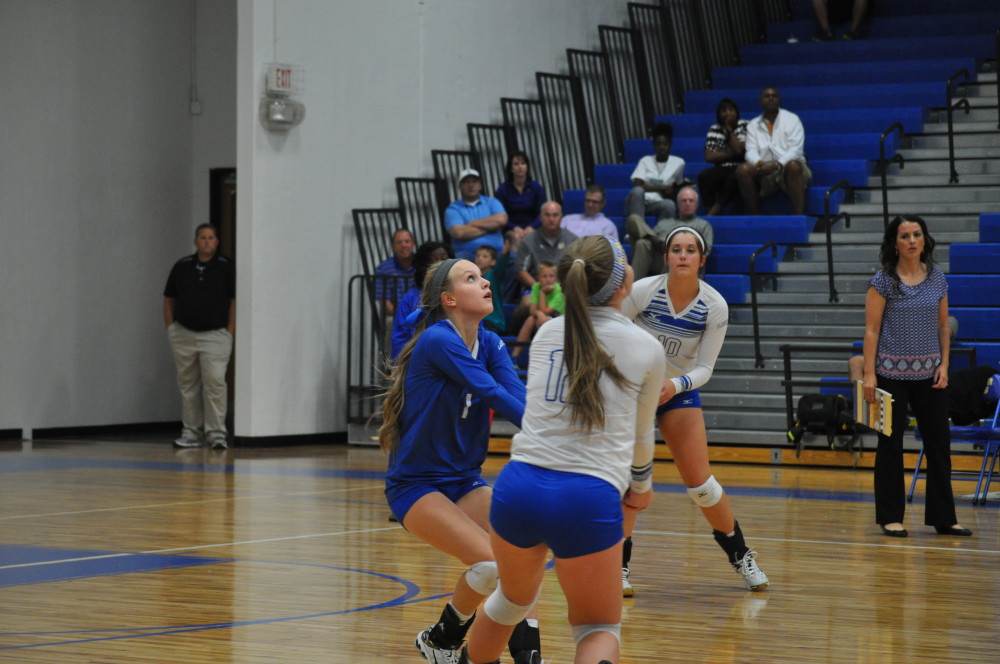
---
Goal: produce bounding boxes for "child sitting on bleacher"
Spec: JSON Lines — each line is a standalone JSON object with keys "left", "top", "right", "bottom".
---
{"left": 511, "top": 261, "right": 564, "bottom": 359}
{"left": 474, "top": 243, "right": 509, "bottom": 335}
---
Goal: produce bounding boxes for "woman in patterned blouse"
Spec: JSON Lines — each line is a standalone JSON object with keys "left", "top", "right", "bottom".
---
{"left": 862, "top": 215, "right": 972, "bottom": 538}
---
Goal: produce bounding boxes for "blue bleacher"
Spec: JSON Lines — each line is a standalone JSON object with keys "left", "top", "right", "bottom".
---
{"left": 626, "top": 135, "right": 890, "bottom": 163}
{"left": 713, "top": 58, "right": 977, "bottom": 90}
{"left": 655, "top": 108, "right": 924, "bottom": 139}
{"left": 949, "top": 244, "right": 1000, "bottom": 274}
{"left": 704, "top": 274, "right": 750, "bottom": 304}
{"left": 706, "top": 245, "right": 783, "bottom": 274}
{"left": 947, "top": 276, "right": 1000, "bottom": 306}
{"left": 741, "top": 35, "right": 997, "bottom": 66}
{"left": 980, "top": 215, "right": 1000, "bottom": 242}
{"left": 789, "top": 0, "right": 1000, "bottom": 18}
{"left": 769, "top": 11, "right": 1000, "bottom": 44}
{"left": 685, "top": 82, "right": 946, "bottom": 114}
{"left": 564, "top": 187, "right": 843, "bottom": 218}
{"left": 950, "top": 309, "right": 1000, "bottom": 341}
{"left": 709, "top": 216, "right": 813, "bottom": 245}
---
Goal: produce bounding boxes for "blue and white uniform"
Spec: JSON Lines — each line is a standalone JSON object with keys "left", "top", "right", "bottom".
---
{"left": 622, "top": 273, "right": 728, "bottom": 411}
{"left": 385, "top": 319, "right": 526, "bottom": 521}
{"left": 491, "top": 308, "right": 665, "bottom": 558}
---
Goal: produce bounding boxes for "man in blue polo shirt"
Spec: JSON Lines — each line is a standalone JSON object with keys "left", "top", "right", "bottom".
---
{"left": 163, "top": 224, "right": 235, "bottom": 449}
{"left": 443, "top": 169, "right": 507, "bottom": 260}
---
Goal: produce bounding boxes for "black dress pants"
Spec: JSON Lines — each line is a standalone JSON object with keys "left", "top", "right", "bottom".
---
{"left": 874, "top": 375, "right": 957, "bottom": 527}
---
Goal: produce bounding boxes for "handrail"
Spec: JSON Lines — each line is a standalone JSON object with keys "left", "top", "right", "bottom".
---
{"left": 750, "top": 241, "right": 778, "bottom": 369}
{"left": 878, "top": 122, "right": 905, "bottom": 229}
{"left": 822, "top": 180, "right": 852, "bottom": 303}
{"left": 945, "top": 68, "right": 971, "bottom": 184}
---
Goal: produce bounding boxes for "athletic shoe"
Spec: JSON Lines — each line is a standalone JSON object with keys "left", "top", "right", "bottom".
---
{"left": 209, "top": 435, "right": 228, "bottom": 449}
{"left": 173, "top": 436, "right": 201, "bottom": 448}
{"left": 734, "top": 549, "right": 769, "bottom": 591}
{"left": 512, "top": 649, "right": 543, "bottom": 664}
{"left": 415, "top": 627, "right": 463, "bottom": 664}
{"left": 622, "top": 567, "right": 634, "bottom": 597}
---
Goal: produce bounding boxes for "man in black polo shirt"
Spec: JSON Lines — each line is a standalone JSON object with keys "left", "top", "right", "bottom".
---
{"left": 163, "top": 224, "right": 235, "bottom": 449}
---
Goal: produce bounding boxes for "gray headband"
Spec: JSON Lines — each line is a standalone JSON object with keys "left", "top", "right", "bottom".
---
{"left": 664, "top": 226, "right": 706, "bottom": 253}
{"left": 587, "top": 235, "right": 628, "bottom": 305}
{"left": 425, "top": 258, "right": 462, "bottom": 319}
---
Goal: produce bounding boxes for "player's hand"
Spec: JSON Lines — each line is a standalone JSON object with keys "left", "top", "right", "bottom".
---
{"left": 623, "top": 488, "right": 653, "bottom": 512}
{"left": 659, "top": 379, "right": 677, "bottom": 406}
{"left": 932, "top": 365, "right": 948, "bottom": 390}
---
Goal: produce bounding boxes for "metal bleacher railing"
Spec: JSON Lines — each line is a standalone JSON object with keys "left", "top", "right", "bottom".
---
{"left": 945, "top": 68, "right": 972, "bottom": 184}
{"left": 346, "top": 0, "right": 793, "bottom": 429}
{"left": 878, "top": 122, "right": 905, "bottom": 229}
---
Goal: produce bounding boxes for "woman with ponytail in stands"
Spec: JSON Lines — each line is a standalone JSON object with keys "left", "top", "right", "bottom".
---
{"left": 863, "top": 214, "right": 972, "bottom": 538}
{"left": 380, "top": 258, "right": 542, "bottom": 664}
{"left": 620, "top": 226, "right": 770, "bottom": 595}
{"left": 460, "top": 236, "right": 665, "bottom": 664}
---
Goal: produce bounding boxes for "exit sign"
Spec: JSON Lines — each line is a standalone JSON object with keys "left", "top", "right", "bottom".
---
{"left": 266, "top": 63, "right": 302, "bottom": 96}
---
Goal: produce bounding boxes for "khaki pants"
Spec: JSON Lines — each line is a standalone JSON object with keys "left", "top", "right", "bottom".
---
{"left": 167, "top": 323, "right": 233, "bottom": 441}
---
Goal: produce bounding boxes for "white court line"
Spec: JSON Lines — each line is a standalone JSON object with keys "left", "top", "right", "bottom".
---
{"left": 633, "top": 528, "right": 1000, "bottom": 555}
{"left": 0, "top": 525, "right": 402, "bottom": 571}
{"left": 0, "top": 484, "right": 379, "bottom": 521}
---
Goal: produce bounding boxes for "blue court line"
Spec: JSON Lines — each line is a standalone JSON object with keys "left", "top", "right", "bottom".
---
{"left": 0, "top": 545, "right": 227, "bottom": 588}
{"left": 0, "top": 560, "right": 432, "bottom": 650}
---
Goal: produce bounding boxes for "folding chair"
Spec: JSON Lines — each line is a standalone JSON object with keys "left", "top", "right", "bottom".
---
{"left": 907, "top": 374, "right": 1000, "bottom": 505}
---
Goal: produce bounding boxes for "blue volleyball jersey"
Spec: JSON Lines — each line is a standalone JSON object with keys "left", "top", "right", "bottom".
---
{"left": 385, "top": 320, "right": 525, "bottom": 486}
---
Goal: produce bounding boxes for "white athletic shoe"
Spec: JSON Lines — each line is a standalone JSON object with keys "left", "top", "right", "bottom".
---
{"left": 415, "top": 627, "right": 463, "bottom": 664}
{"left": 622, "top": 567, "right": 634, "bottom": 597}
{"left": 735, "top": 549, "right": 769, "bottom": 591}
{"left": 209, "top": 435, "right": 228, "bottom": 449}
{"left": 173, "top": 436, "right": 201, "bottom": 448}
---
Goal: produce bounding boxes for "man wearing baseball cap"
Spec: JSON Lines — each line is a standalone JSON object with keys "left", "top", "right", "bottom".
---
{"left": 444, "top": 168, "right": 508, "bottom": 260}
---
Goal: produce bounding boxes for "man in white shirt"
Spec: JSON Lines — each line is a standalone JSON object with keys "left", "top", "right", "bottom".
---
{"left": 735, "top": 87, "right": 812, "bottom": 215}
{"left": 560, "top": 184, "right": 619, "bottom": 240}
{"left": 625, "top": 122, "right": 685, "bottom": 221}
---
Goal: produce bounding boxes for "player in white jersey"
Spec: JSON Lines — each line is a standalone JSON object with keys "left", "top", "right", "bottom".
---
{"left": 620, "top": 226, "right": 769, "bottom": 593}
{"left": 460, "top": 236, "right": 665, "bottom": 664}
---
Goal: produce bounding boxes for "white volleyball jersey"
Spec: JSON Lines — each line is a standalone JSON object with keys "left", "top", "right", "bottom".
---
{"left": 510, "top": 307, "right": 666, "bottom": 496}
{"left": 622, "top": 273, "right": 729, "bottom": 394}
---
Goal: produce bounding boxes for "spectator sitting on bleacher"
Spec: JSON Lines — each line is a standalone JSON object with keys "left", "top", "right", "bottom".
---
{"left": 515, "top": 201, "right": 578, "bottom": 293}
{"left": 811, "top": 0, "right": 868, "bottom": 42}
{"left": 474, "top": 243, "right": 510, "bottom": 336}
{"left": 511, "top": 261, "right": 564, "bottom": 360}
{"left": 698, "top": 98, "right": 749, "bottom": 217}
{"left": 625, "top": 122, "right": 686, "bottom": 222}
{"left": 374, "top": 228, "right": 416, "bottom": 315}
{"left": 560, "top": 184, "right": 619, "bottom": 240}
{"left": 736, "top": 87, "right": 812, "bottom": 216}
{"left": 389, "top": 241, "right": 453, "bottom": 359}
{"left": 625, "top": 186, "right": 714, "bottom": 280}
{"left": 494, "top": 150, "right": 546, "bottom": 241}
{"left": 444, "top": 168, "right": 508, "bottom": 260}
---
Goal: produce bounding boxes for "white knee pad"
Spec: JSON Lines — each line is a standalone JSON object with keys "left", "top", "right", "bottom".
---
{"left": 465, "top": 561, "right": 499, "bottom": 595}
{"left": 687, "top": 474, "right": 724, "bottom": 507}
{"left": 571, "top": 623, "right": 621, "bottom": 645}
{"left": 483, "top": 582, "right": 537, "bottom": 626}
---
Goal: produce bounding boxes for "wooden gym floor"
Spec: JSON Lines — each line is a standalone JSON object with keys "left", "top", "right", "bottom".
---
{"left": 1, "top": 437, "right": 997, "bottom": 663}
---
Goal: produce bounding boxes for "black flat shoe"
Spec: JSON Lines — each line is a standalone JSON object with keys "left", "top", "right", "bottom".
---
{"left": 880, "top": 525, "right": 908, "bottom": 538}
{"left": 934, "top": 525, "right": 973, "bottom": 536}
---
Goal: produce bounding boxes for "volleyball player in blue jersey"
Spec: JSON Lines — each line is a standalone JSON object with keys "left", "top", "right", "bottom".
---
{"left": 379, "top": 258, "right": 540, "bottom": 664}
{"left": 460, "top": 236, "right": 666, "bottom": 664}
{"left": 621, "top": 227, "right": 769, "bottom": 593}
